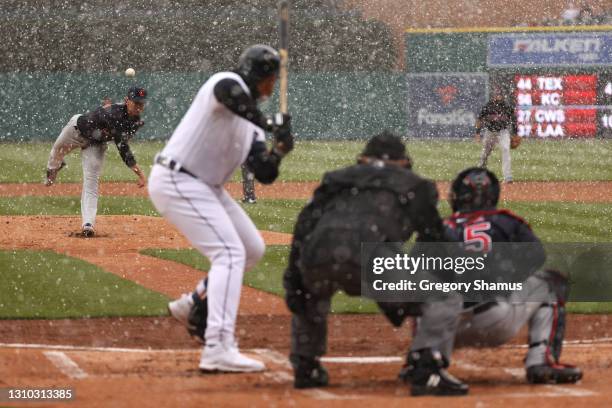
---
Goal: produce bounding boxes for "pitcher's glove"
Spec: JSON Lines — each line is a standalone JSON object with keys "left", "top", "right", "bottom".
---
{"left": 270, "top": 113, "right": 294, "bottom": 156}
{"left": 510, "top": 134, "right": 522, "bottom": 149}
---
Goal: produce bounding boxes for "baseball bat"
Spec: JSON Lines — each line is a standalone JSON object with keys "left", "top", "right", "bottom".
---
{"left": 278, "top": 0, "right": 289, "bottom": 114}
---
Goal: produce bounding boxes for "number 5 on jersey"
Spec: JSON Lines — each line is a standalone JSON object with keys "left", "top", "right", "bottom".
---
{"left": 464, "top": 222, "right": 492, "bottom": 252}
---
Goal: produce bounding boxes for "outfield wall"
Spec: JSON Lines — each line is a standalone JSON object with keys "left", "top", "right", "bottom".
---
{"left": 404, "top": 26, "right": 612, "bottom": 139}
{"left": 0, "top": 72, "right": 407, "bottom": 141}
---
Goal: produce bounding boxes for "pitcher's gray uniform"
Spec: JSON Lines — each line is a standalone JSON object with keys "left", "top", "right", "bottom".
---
{"left": 148, "top": 45, "right": 293, "bottom": 373}
{"left": 45, "top": 87, "right": 147, "bottom": 236}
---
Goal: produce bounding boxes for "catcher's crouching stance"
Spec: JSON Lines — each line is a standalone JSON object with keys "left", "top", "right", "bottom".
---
{"left": 436, "top": 168, "right": 582, "bottom": 384}
{"left": 283, "top": 132, "right": 467, "bottom": 395}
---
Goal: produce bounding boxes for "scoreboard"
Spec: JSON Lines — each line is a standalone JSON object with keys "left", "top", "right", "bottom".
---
{"left": 513, "top": 73, "right": 612, "bottom": 138}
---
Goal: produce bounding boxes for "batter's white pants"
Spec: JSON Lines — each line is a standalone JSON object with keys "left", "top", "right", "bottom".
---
{"left": 148, "top": 164, "right": 265, "bottom": 346}
{"left": 47, "top": 114, "right": 108, "bottom": 227}
{"left": 478, "top": 129, "right": 512, "bottom": 182}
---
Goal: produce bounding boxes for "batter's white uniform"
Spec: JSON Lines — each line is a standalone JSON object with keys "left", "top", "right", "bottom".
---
{"left": 148, "top": 72, "right": 266, "bottom": 349}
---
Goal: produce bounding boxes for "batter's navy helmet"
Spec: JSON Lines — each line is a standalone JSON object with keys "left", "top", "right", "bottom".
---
{"left": 449, "top": 167, "right": 500, "bottom": 212}
{"left": 237, "top": 44, "right": 280, "bottom": 84}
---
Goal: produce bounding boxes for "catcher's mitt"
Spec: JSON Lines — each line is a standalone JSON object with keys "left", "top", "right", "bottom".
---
{"left": 510, "top": 134, "right": 522, "bottom": 149}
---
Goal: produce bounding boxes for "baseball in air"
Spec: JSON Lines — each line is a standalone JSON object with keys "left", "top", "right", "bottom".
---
{"left": 125, "top": 68, "right": 136, "bottom": 77}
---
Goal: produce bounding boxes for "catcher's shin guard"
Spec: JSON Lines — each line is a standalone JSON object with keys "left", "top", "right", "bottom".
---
{"left": 290, "top": 354, "right": 329, "bottom": 389}
{"left": 399, "top": 349, "right": 468, "bottom": 396}
{"left": 535, "top": 269, "right": 569, "bottom": 362}
{"left": 527, "top": 269, "right": 582, "bottom": 384}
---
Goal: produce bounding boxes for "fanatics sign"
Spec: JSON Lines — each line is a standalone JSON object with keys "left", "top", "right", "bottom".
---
{"left": 406, "top": 73, "right": 488, "bottom": 138}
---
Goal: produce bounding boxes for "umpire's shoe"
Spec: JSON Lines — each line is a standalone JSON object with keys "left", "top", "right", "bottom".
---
{"left": 291, "top": 355, "right": 329, "bottom": 389}
{"left": 527, "top": 363, "right": 583, "bottom": 384}
{"left": 399, "top": 348, "right": 469, "bottom": 396}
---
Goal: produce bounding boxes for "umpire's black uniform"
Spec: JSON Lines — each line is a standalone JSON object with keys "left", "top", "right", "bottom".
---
{"left": 283, "top": 132, "right": 454, "bottom": 389}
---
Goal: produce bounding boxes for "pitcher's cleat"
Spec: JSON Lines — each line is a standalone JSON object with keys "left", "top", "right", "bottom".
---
{"left": 82, "top": 223, "right": 95, "bottom": 237}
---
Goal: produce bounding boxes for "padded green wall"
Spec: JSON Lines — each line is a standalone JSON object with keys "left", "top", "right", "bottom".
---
{"left": 0, "top": 72, "right": 407, "bottom": 141}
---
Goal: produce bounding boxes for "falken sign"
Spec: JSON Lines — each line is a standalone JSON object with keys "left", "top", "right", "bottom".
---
{"left": 406, "top": 73, "right": 488, "bottom": 138}
{"left": 488, "top": 32, "right": 612, "bottom": 67}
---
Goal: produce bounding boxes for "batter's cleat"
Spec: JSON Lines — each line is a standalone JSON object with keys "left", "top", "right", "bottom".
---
{"left": 199, "top": 342, "right": 265, "bottom": 373}
{"left": 81, "top": 223, "right": 95, "bottom": 237}
{"left": 291, "top": 355, "right": 329, "bottom": 389}
{"left": 168, "top": 293, "right": 194, "bottom": 327}
{"left": 242, "top": 197, "right": 257, "bottom": 204}
{"left": 526, "top": 363, "right": 583, "bottom": 384}
{"left": 399, "top": 349, "right": 469, "bottom": 396}
{"left": 44, "top": 161, "right": 66, "bottom": 186}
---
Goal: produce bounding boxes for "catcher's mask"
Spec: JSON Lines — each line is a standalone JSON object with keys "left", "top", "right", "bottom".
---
{"left": 236, "top": 44, "right": 280, "bottom": 85}
{"left": 449, "top": 167, "right": 500, "bottom": 213}
{"left": 358, "top": 130, "right": 412, "bottom": 169}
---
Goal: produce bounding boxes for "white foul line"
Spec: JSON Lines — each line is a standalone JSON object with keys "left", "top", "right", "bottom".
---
{"left": 322, "top": 356, "right": 402, "bottom": 364}
{"left": 0, "top": 343, "right": 599, "bottom": 400}
{"left": 456, "top": 360, "right": 598, "bottom": 398}
{"left": 504, "top": 337, "right": 612, "bottom": 349}
{"left": 301, "top": 389, "right": 362, "bottom": 401}
{"left": 543, "top": 384, "right": 597, "bottom": 397}
{"left": 43, "top": 351, "right": 88, "bottom": 380}
{"left": 251, "top": 348, "right": 292, "bottom": 368}
{"left": 0, "top": 342, "right": 193, "bottom": 353}
{"left": 262, "top": 371, "right": 293, "bottom": 383}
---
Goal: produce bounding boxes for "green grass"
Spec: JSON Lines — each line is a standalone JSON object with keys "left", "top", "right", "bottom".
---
{"left": 1, "top": 196, "right": 610, "bottom": 241}
{"left": 141, "top": 246, "right": 378, "bottom": 314}
{"left": 0, "top": 196, "right": 159, "bottom": 216}
{"left": 439, "top": 200, "right": 612, "bottom": 242}
{"left": 0, "top": 197, "right": 305, "bottom": 234}
{"left": 0, "top": 250, "right": 169, "bottom": 319}
{"left": 566, "top": 303, "right": 612, "bottom": 313}
{"left": 1, "top": 139, "right": 611, "bottom": 183}
{"left": 141, "top": 246, "right": 611, "bottom": 314}
{"left": 499, "top": 201, "right": 612, "bottom": 242}
{"left": 0, "top": 141, "right": 165, "bottom": 184}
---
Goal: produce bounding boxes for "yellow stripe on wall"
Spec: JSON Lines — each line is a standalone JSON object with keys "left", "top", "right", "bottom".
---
{"left": 404, "top": 25, "right": 612, "bottom": 34}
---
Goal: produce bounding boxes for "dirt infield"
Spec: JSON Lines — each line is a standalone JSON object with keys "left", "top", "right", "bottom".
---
{"left": 0, "top": 182, "right": 611, "bottom": 406}
{"left": 1, "top": 180, "right": 612, "bottom": 202}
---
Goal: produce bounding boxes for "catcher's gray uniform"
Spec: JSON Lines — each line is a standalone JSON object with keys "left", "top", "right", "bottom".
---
{"left": 440, "top": 206, "right": 580, "bottom": 378}
{"left": 453, "top": 273, "right": 564, "bottom": 368}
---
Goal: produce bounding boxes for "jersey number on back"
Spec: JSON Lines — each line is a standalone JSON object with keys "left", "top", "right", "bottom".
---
{"left": 464, "top": 222, "right": 492, "bottom": 252}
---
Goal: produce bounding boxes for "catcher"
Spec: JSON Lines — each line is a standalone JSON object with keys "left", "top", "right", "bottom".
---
{"left": 420, "top": 167, "right": 582, "bottom": 384}
{"left": 476, "top": 91, "right": 519, "bottom": 184}
{"left": 283, "top": 131, "right": 467, "bottom": 395}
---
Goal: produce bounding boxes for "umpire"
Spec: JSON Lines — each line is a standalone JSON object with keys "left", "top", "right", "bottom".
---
{"left": 283, "top": 131, "right": 467, "bottom": 395}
